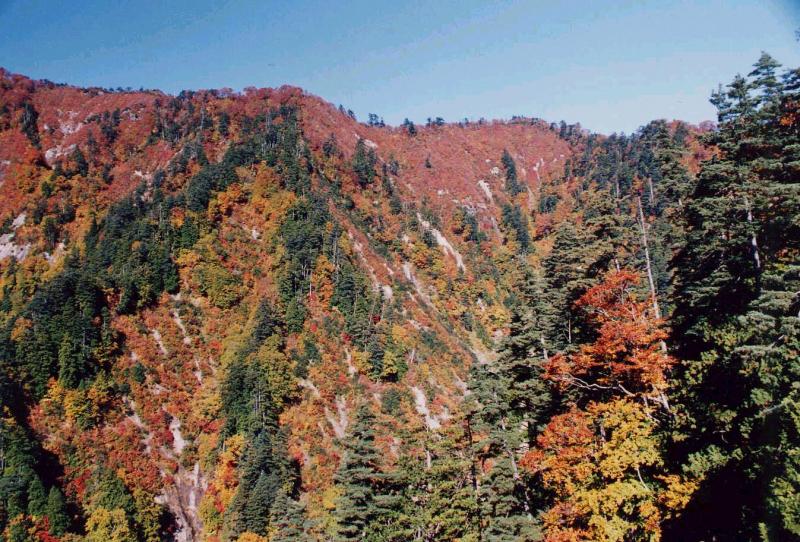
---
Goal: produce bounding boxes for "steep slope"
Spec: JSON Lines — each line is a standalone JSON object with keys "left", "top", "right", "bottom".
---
{"left": 0, "top": 69, "right": 575, "bottom": 540}
{"left": 4, "top": 62, "right": 775, "bottom": 542}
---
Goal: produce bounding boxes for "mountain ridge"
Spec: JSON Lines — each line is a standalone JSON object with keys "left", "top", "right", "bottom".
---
{"left": 0, "top": 57, "right": 795, "bottom": 541}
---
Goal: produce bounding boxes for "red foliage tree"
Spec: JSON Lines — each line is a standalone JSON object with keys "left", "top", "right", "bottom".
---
{"left": 545, "top": 270, "right": 673, "bottom": 405}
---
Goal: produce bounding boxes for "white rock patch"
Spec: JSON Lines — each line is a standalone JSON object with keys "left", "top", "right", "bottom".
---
{"left": 416, "top": 213, "right": 465, "bottom": 271}
{"left": 410, "top": 386, "right": 440, "bottom": 430}
{"left": 171, "top": 310, "right": 191, "bottom": 344}
{"left": 325, "top": 396, "right": 349, "bottom": 439}
{"left": 477, "top": 180, "right": 493, "bottom": 202}
{"left": 0, "top": 213, "right": 30, "bottom": 261}
{"left": 345, "top": 349, "right": 357, "bottom": 377}
{"left": 151, "top": 329, "right": 168, "bottom": 356}
{"left": 57, "top": 109, "right": 83, "bottom": 135}
{"left": 169, "top": 414, "right": 186, "bottom": 455}
{"left": 402, "top": 261, "right": 431, "bottom": 305}
{"left": 299, "top": 378, "right": 321, "bottom": 399}
{"left": 44, "top": 144, "right": 76, "bottom": 166}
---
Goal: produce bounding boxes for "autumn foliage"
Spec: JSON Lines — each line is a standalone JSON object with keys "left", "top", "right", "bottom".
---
{"left": 522, "top": 398, "right": 695, "bottom": 542}
{"left": 525, "top": 271, "right": 693, "bottom": 541}
{"left": 0, "top": 52, "right": 794, "bottom": 540}
{"left": 545, "top": 270, "right": 673, "bottom": 394}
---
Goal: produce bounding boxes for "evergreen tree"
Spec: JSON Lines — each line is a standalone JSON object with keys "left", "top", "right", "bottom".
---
{"left": 352, "top": 139, "right": 377, "bottom": 189}
{"left": 323, "top": 133, "right": 340, "bottom": 158}
{"left": 227, "top": 427, "right": 286, "bottom": 537}
{"left": 391, "top": 421, "right": 481, "bottom": 542}
{"left": 333, "top": 402, "right": 391, "bottom": 541}
{"left": 581, "top": 184, "right": 637, "bottom": 271}
{"left": 41, "top": 216, "right": 58, "bottom": 251}
{"left": 501, "top": 150, "right": 524, "bottom": 196}
{"left": 25, "top": 477, "right": 46, "bottom": 518}
{"left": 669, "top": 54, "right": 800, "bottom": 541}
{"left": 542, "top": 221, "right": 597, "bottom": 349}
{"left": 242, "top": 472, "right": 273, "bottom": 535}
{"left": 479, "top": 455, "right": 538, "bottom": 542}
{"left": 637, "top": 119, "right": 694, "bottom": 314}
{"left": 270, "top": 486, "right": 311, "bottom": 542}
{"left": 72, "top": 146, "right": 89, "bottom": 176}
{"left": 466, "top": 362, "right": 537, "bottom": 541}
{"left": 45, "top": 487, "right": 68, "bottom": 536}
{"left": 58, "top": 335, "right": 85, "bottom": 388}
{"left": 20, "top": 102, "right": 40, "bottom": 148}
{"left": 500, "top": 203, "right": 530, "bottom": 252}
{"left": 217, "top": 111, "right": 230, "bottom": 137}
{"left": 498, "top": 268, "right": 558, "bottom": 444}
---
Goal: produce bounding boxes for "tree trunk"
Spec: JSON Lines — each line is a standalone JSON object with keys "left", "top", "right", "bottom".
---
{"left": 647, "top": 176, "right": 656, "bottom": 208}
{"left": 743, "top": 194, "right": 761, "bottom": 270}
{"left": 637, "top": 196, "right": 662, "bottom": 319}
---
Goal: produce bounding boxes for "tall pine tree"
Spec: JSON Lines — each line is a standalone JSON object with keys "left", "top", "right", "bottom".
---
{"left": 669, "top": 54, "right": 800, "bottom": 541}
{"left": 333, "top": 402, "right": 394, "bottom": 541}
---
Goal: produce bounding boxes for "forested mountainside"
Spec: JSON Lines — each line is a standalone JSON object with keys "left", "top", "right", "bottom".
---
{"left": 0, "top": 52, "right": 795, "bottom": 542}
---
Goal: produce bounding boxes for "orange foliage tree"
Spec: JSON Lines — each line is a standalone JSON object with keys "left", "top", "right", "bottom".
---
{"left": 522, "top": 270, "right": 694, "bottom": 541}
{"left": 545, "top": 270, "right": 673, "bottom": 407}
{"left": 521, "top": 399, "right": 696, "bottom": 542}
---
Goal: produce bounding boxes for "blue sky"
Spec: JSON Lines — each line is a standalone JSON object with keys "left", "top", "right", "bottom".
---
{"left": 1, "top": 0, "right": 799, "bottom": 133}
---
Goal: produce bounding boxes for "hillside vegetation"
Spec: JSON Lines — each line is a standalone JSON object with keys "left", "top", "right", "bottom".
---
{"left": 0, "top": 53, "right": 796, "bottom": 541}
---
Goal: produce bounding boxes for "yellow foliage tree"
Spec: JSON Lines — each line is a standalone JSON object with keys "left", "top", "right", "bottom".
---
{"left": 133, "top": 489, "right": 165, "bottom": 542}
{"left": 85, "top": 508, "right": 136, "bottom": 542}
{"left": 249, "top": 335, "right": 297, "bottom": 410}
{"left": 522, "top": 399, "right": 696, "bottom": 542}
{"left": 390, "top": 324, "right": 411, "bottom": 348}
{"left": 200, "top": 434, "right": 246, "bottom": 533}
{"left": 381, "top": 349, "right": 402, "bottom": 380}
{"left": 236, "top": 532, "right": 269, "bottom": 542}
{"left": 312, "top": 254, "right": 335, "bottom": 306}
{"left": 350, "top": 349, "right": 371, "bottom": 374}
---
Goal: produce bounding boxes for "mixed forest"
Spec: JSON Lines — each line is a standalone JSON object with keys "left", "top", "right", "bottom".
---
{"left": 0, "top": 53, "right": 796, "bottom": 541}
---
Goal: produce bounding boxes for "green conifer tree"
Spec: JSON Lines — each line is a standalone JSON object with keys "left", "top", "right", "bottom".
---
{"left": 501, "top": 150, "right": 524, "bottom": 196}
{"left": 352, "top": 139, "right": 377, "bottom": 189}
{"left": 332, "top": 402, "right": 390, "bottom": 541}
{"left": 391, "top": 421, "right": 481, "bottom": 542}
{"left": 499, "top": 268, "right": 558, "bottom": 444}
{"left": 25, "top": 477, "right": 46, "bottom": 518}
{"left": 270, "top": 486, "right": 311, "bottom": 542}
{"left": 466, "top": 363, "right": 537, "bottom": 541}
{"left": 45, "top": 486, "right": 69, "bottom": 536}
{"left": 670, "top": 54, "right": 800, "bottom": 541}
